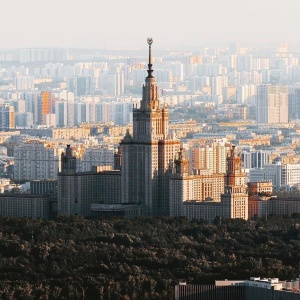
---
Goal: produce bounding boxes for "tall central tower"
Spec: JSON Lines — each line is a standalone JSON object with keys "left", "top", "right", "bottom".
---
{"left": 120, "top": 38, "right": 180, "bottom": 216}
{"left": 221, "top": 145, "right": 248, "bottom": 220}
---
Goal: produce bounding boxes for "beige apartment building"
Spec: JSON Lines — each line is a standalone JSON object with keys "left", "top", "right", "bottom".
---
{"left": 257, "top": 85, "right": 288, "bottom": 124}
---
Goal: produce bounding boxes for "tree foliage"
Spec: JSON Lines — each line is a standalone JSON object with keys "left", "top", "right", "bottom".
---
{"left": 0, "top": 216, "right": 299, "bottom": 299}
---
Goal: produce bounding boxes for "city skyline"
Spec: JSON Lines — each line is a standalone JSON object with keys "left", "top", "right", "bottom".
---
{"left": 1, "top": 0, "right": 300, "bottom": 49}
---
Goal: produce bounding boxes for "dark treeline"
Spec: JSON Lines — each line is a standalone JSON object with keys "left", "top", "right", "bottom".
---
{"left": 0, "top": 216, "right": 300, "bottom": 299}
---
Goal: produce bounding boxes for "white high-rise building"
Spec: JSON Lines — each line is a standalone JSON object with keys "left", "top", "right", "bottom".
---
{"left": 257, "top": 85, "right": 288, "bottom": 124}
{"left": 14, "top": 76, "right": 34, "bottom": 90}
{"left": 55, "top": 101, "right": 68, "bottom": 127}
{"left": 14, "top": 142, "right": 63, "bottom": 180}
{"left": 249, "top": 163, "right": 282, "bottom": 190}
{"left": 241, "top": 150, "right": 271, "bottom": 169}
{"left": 0, "top": 104, "right": 15, "bottom": 130}
{"left": 237, "top": 54, "right": 253, "bottom": 72}
{"left": 23, "top": 91, "right": 40, "bottom": 124}
{"left": 211, "top": 76, "right": 228, "bottom": 104}
{"left": 236, "top": 85, "right": 257, "bottom": 104}
{"left": 77, "top": 145, "right": 115, "bottom": 172}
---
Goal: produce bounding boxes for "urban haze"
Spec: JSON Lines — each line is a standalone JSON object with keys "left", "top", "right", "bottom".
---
{"left": 1, "top": 0, "right": 300, "bottom": 49}
{"left": 0, "top": 1, "right": 299, "bottom": 299}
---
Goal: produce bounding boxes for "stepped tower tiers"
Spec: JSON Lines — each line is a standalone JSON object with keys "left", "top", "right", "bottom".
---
{"left": 120, "top": 38, "right": 180, "bottom": 216}
{"left": 58, "top": 145, "right": 78, "bottom": 216}
{"left": 226, "top": 145, "right": 246, "bottom": 188}
{"left": 61, "top": 144, "right": 76, "bottom": 174}
{"left": 221, "top": 145, "right": 248, "bottom": 220}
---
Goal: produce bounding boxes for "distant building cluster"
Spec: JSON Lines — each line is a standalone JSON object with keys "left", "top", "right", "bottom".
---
{"left": 0, "top": 41, "right": 300, "bottom": 219}
{"left": 1, "top": 42, "right": 300, "bottom": 129}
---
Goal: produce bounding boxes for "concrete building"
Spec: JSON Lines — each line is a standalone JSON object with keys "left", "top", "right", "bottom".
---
{"left": 188, "top": 140, "right": 230, "bottom": 174}
{"left": 249, "top": 196, "right": 300, "bottom": 218}
{"left": 57, "top": 145, "right": 121, "bottom": 217}
{"left": 90, "top": 203, "right": 140, "bottom": 219}
{"left": 30, "top": 179, "right": 57, "bottom": 195}
{"left": 257, "top": 85, "right": 288, "bottom": 124}
{"left": 183, "top": 200, "right": 221, "bottom": 222}
{"left": 19, "top": 48, "right": 68, "bottom": 63}
{"left": 56, "top": 40, "right": 252, "bottom": 221}
{"left": 52, "top": 127, "right": 90, "bottom": 140}
{"left": 38, "top": 91, "right": 53, "bottom": 125}
{"left": 221, "top": 146, "right": 248, "bottom": 220}
{"left": 0, "top": 194, "right": 54, "bottom": 219}
{"left": 120, "top": 39, "right": 181, "bottom": 216}
{"left": 249, "top": 164, "right": 282, "bottom": 190}
{"left": 236, "top": 85, "right": 257, "bottom": 104}
{"left": 170, "top": 146, "right": 248, "bottom": 221}
{"left": 77, "top": 145, "right": 114, "bottom": 172}
{"left": 67, "top": 76, "right": 93, "bottom": 96}
{"left": 215, "top": 277, "right": 282, "bottom": 290}
{"left": 211, "top": 76, "right": 228, "bottom": 104}
{"left": 14, "top": 142, "right": 62, "bottom": 180}
{"left": 169, "top": 149, "right": 225, "bottom": 218}
{"left": 289, "top": 87, "right": 300, "bottom": 120}
{"left": 248, "top": 181, "right": 273, "bottom": 195}
{"left": 237, "top": 54, "right": 253, "bottom": 72}
{"left": 249, "top": 163, "right": 300, "bottom": 190}
{"left": 58, "top": 41, "right": 181, "bottom": 218}
{"left": 175, "top": 277, "right": 300, "bottom": 300}
{"left": 241, "top": 149, "right": 271, "bottom": 169}
{"left": 14, "top": 75, "right": 34, "bottom": 90}
{"left": 0, "top": 104, "right": 15, "bottom": 130}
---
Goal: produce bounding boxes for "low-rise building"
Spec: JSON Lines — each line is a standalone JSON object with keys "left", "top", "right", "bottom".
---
{"left": 248, "top": 196, "right": 300, "bottom": 218}
{"left": 0, "top": 194, "right": 55, "bottom": 219}
{"left": 90, "top": 203, "right": 141, "bottom": 219}
{"left": 248, "top": 181, "right": 273, "bottom": 195}
{"left": 30, "top": 179, "right": 57, "bottom": 195}
{"left": 175, "top": 277, "right": 300, "bottom": 300}
{"left": 52, "top": 127, "right": 90, "bottom": 140}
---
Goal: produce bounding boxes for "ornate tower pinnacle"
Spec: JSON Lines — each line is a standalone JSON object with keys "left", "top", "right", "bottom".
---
{"left": 147, "top": 37, "right": 154, "bottom": 78}
{"left": 141, "top": 37, "right": 159, "bottom": 109}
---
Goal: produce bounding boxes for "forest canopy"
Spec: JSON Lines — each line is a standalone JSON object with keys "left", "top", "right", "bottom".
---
{"left": 0, "top": 216, "right": 299, "bottom": 299}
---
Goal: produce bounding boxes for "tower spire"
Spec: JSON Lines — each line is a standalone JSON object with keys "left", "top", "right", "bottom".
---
{"left": 141, "top": 37, "right": 159, "bottom": 109}
{"left": 147, "top": 37, "right": 154, "bottom": 78}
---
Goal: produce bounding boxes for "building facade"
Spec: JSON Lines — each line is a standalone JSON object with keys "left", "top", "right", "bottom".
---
{"left": 248, "top": 181, "right": 273, "bottom": 195}
{"left": 30, "top": 179, "right": 57, "bottom": 195}
{"left": 0, "top": 104, "right": 15, "bottom": 130}
{"left": 0, "top": 194, "right": 54, "bottom": 219}
{"left": 221, "top": 146, "right": 249, "bottom": 220}
{"left": 188, "top": 140, "right": 230, "bottom": 174}
{"left": 120, "top": 39, "right": 180, "bottom": 216}
{"left": 241, "top": 149, "right": 271, "bottom": 169}
{"left": 249, "top": 162, "right": 300, "bottom": 190}
{"left": 257, "top": 85, "right": 288, "bottom": 124}
{"left": 249, "top": 196, "right": 300, "bottom": 218}
{"left": 14, "top": 142, "right": 62, "bottom": 180}
{"left": 169, "top": 149, "right": 225, "bottom": 218}
{"left": 57, "top": 145, "right": 121, "bottom": 217}
{"left": 57, "top": 40, "right": 248, "bottom": 221}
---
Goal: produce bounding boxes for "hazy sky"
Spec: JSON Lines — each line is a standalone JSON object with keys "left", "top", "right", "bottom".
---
{"left": 1, "top": 0, "right": 300, "bottom": 49}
